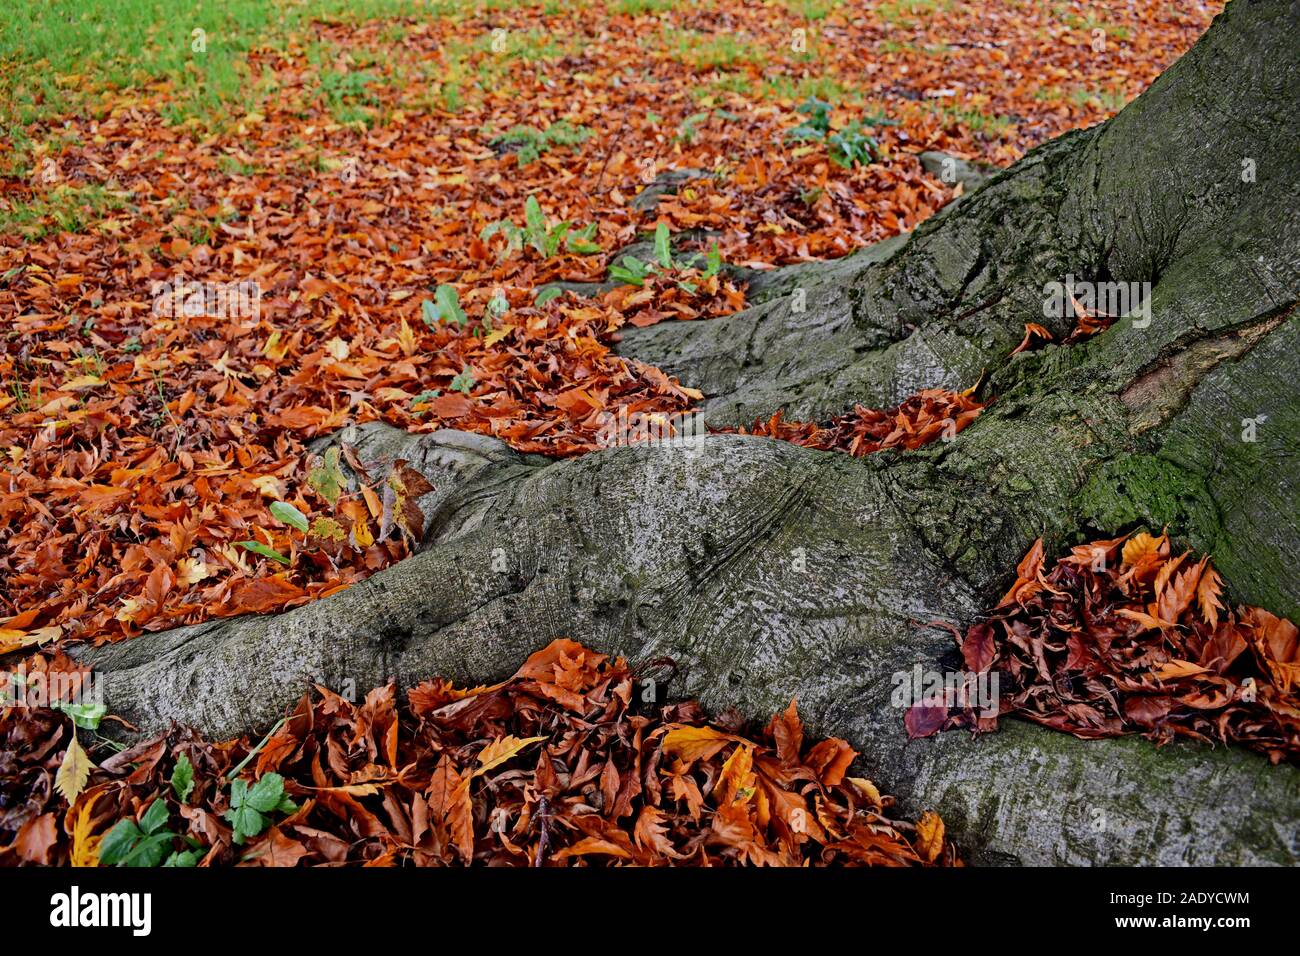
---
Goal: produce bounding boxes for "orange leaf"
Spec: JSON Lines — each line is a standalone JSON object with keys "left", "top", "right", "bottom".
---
{"left": 914, "top": 811, "right": 945, "bottom": 863}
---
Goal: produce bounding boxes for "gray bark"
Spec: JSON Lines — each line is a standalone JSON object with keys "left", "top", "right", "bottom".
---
{"left": 82, "top": 0, "right": 1300, "bottom": 865}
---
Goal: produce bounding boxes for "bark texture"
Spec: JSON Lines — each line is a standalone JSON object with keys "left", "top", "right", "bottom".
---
{"left": 83, "top": 0, "right": 1300, "bottom": 865}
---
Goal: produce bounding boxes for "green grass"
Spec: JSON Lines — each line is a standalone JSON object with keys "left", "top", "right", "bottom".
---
{"left": 0, "top": 0, "right": 281, "bottom": 126}
{"left": 0, "top": 0, "right": 471, "bottom": 128}
{"left": 216, "top": 154, "right": 263, "bottom": 177}
{"left": 0, "top": 183, "right": 129, "bottom": 238}
{"left": 777, "top": 0, "right": 841, "bottom": 19}
{"left": 874, "top": 0, "right": 954, "bottom": 27}
{"left": 471, "top": 27, "right": 575, "bottom": 62}
{"left": 612, "top": 0, "right": 680, "bottom": 13}
{"left": 761, "top": 75, "right": 852, "bottom": 104}
{"left": 303, "top": 0, "right": 432, "bottom": 23}
{"left": 317, "top": 66, "right": 381, "bottom": 127}
{"left": 928, "top": 102, "right": 1016, "bottom": 138}
{"left": 1058, "top": 10, "right": 1131, "bottom": 40}
{"left": 1070, "top": 86, "right": 1130, "bottom": 112}
{"left": 668, "top": 30, "right": 768, "bottom": 70}
{"left": 488, "top": 120, "right": 593, "bottom": 164}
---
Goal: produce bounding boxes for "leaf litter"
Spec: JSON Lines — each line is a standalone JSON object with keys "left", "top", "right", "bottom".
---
{"left": 1, "top": 640, "right": 958, "bottom": 867}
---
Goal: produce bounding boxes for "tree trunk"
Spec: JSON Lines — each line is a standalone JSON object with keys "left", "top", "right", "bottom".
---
{"left": 83, "top": 0, "right": 1300, "bottom": 865}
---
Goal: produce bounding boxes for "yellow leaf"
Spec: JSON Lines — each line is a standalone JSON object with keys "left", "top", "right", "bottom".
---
{"left": 471, "top": 735, "right": 547, "bottom": 778}
{"left": 551, "top": 836, "right": 632, "bottom": 861}
{"left": 61, "top": 375, "right": 104, "bottom": 390}
{"left": 176, "top": 557, "right": 211, "bottom": 585}
{"left": 350, "top": 515, "right": 374, "bottom": 549}
{"left": 659, "top": 724, "right": 744, "bottom": 766}
{"left": 716, "top": 744, "right": 756, "bottom": 806}
{"left": 847, "top": 777, "right": 882, "bottom": 807}
{"left": 115, "top": 596, "right": 146, "bottom": 624}
{"left": 0, "top": 624, "right": 60, "bottom": 655}
{"left": 250, "top": 474, "right": 284, "bottom": 498}
{"left": 397, "top": 318, "right": 417, "bottom": 357}
{"left": 482, "top": 325, "right": 514, "bottom": 348}
{"left": 70, "top": 791, "right": 103, "bottom": 867}
{"left": 263, "top": 330, "right": 289, "bottom": 361}
{"left": 1122, "top": 531, "right": 1166, "bottom": 568}
{"left": 915, "top": 810, "right": 945, "bottom": 863}
{"left": 56, "top": 736, "right": 93, "bottom": 804}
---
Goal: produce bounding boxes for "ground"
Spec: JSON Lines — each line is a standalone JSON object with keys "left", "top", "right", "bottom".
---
{"left": 6, "top": 0, "right": 1299, "bottom": 869}
{"left": 0, "top": 0, "right": 1216, "bottom": 645}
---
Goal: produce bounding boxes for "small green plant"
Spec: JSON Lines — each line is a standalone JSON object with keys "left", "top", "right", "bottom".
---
{"left": 8, "top": 378, "right": 33, "bottom": 413}
{"left": 410, "top": 389, "right": 442, "bottom": 412}
{"left": 224, "top": 772, "right": 298, "bottom": 845}
{"left": 55, "top": 696, "right": 106, "bottom": 729}
{"left": 608, "top": 256, "right": 650, "bottom": 286}
{"left": 171, "top": 753, "right": 195, "bottom": 803}
{"left": 449, "top": 367, "right": 476, "bottom": 394}
{"left": 609, "top": 224, "right": 723, "bottom": 291}
{"left": 828, "top": 121, "right": 879, "bottom": 168}
{"left": 876, "top": 0, "right": 953, "bottom": 27}
{"left": 702, "top": 241, "right": 722, "bottom": 279}
{"left": 785, "top": 98, "right": 896, "bottom": 167}
{"left": 422, "top": 284, "right": 468, "bottom": 328}
{"left": 654, "top": 221, "right": 673, "bottom": 269}
{"left": 441, "top": 82, "right": 464, "bottom": 113}
{"left": 676, "top": 111, "right": 711, "bottom": 144}
{"left": 786, "top": 96, "right": 833, "bottom": 140}
{"left": 484, "top": 289, "right": 510, "bottom": 330}
{"left": 217, "top": 154, "right": 261, "bottom": 177}
{"left": 929, "top": 102, "right": 1016, "bottom": 138}
{"left": 99, "top": 799, "right": 202, "bottom": 867}
{"left": 669, "top": 30, "right": 767, "bottom": 69}
{"left": 491, "top": 120, "right": 592, "bottom": 165}
{"left": 237, "top": 539, "right": 291, "bottom": 566}
{"left": 481, "top": 195, "right": 600, "bottom": 261}
{"left": 615, "top": 0, "right": 677, "bottom": 13}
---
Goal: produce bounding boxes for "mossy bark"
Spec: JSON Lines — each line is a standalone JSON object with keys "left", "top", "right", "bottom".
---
{"left": 82, "top": 0, "right": 1300, "bottom": 865}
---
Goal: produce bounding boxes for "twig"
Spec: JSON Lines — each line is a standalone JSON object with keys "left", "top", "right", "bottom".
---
{"left": 590, "top": 111, "right": 630, "bottom": 204}
{"left": 532, "top": 794, "right": 551, "bottom": 867}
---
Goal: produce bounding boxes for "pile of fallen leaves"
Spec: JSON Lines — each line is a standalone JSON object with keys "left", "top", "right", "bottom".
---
{"left": 1, "top": 639, "right": 957, "bottom": 867}
{"left": 908, "top": 532, "right": 1300, "bottom": 765}
{"left": 730, "top": 387, "right": 986, "bottom": 456}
